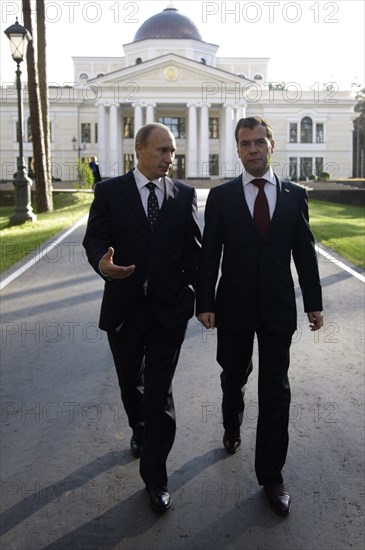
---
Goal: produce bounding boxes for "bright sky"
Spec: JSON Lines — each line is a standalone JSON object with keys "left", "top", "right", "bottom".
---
{"left": 0, "top": 0, "right": 364, "bottom": 90}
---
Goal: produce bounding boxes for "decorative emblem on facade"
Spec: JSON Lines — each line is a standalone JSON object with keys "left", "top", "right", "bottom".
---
{"left": 163, "top": 66, "right": 178, "bottom": 81}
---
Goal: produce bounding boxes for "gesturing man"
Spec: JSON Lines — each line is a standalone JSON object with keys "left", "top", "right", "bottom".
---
{"left": 83, "top": 123, "right": 202, "bottom": 512}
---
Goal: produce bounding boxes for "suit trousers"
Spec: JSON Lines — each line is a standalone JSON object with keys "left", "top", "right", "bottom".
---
{"left": 108, "top": 295, "right": 187, "bottom": 487}
{"left": 217, "top": 326, "right": 293, "bottom": 486}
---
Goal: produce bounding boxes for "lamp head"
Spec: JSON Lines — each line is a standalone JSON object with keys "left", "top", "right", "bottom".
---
{"left": 4, "top": 18, "right": 32, "bottom": 62}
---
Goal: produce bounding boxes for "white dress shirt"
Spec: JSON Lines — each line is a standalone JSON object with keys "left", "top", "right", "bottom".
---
{"left": 242, "top": 166, "right": 277, "bottom": 219}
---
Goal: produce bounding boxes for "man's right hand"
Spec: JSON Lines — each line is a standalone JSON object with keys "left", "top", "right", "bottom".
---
{"left": 100, "top": 247, "right": 136, "bottom": 279}
{"left": 197, "top": 312, "right": 215, "bottom": 329}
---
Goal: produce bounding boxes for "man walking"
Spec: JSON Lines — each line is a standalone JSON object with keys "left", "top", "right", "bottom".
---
{"left": 196, "top": 116, "right": 323, "bottom": 516}
{"left": 83, "top": 123, "right": 202, "bottom": 511}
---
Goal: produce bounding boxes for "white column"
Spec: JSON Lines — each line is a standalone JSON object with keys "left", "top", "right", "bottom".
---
{"left": 109, "top": 103, "right": 120, "bottom": 177}
{"left": 237, "top": 101, "right": 247, "bottom": 122}
{"left": 223, "top": 102, "right": 237, "bottom": 178}
{"left": 187, "top": 103, "right": 198, "bottom": 178}
{"left": 133, "top": 103, "right": 143, "bottom": 136}
{"left": 199, "top": 103, "right": 210, "bottom": 178}
{"left": 146, "top": 103, "right": 156, "bottom": 124}
{"left": 97, "top": 102, "right": 107, "bottom": 174}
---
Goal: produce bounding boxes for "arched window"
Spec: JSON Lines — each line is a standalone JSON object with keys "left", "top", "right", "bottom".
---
{"left": 79, "top": 73, "right": 88, "bottom": 79}
{"left": 301, "top": 117, "right": 313, "bottom": 143}
{"left": 97, "top": 73, "right": 104, "bottom": 78}
{"left": 136, "top": 58, "right": 142, "bottom": 64}
{"left": 200, "top": 58, "right": 206, "bottom": 64}
{"left": 253, "top": 74, "right": 263, "bottom": 80}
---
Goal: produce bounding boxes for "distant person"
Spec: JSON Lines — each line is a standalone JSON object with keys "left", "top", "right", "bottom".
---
{"left": 83, "top": 123, "right": 202, "bottom": 512}
{"left": 196, "top": 116, "right": 323, "bottom": 516}
{"left": 89, "top": 156, "right": 102, "bottom": 186}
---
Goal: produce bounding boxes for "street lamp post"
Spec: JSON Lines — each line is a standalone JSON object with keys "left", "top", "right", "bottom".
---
{"left": 4, "top": 18, "right": 37, "bottom": 224}
{"left": 72, "top": 137, "right": 87, "bottom": 160}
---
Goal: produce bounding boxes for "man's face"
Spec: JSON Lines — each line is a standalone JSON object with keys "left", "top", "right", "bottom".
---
{"left": 236, "top": 124, "right": 275, "bottom": 177}
{"left": 136, "top": 127, "right": 176, "bottom": 180}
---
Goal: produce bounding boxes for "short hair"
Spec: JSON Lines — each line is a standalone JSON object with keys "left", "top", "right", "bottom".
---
{"left": 234, "top": 116, "right": 274, "bottom": 143}
{"left": 135, "top": 123, "right": 173, "bottom": 155}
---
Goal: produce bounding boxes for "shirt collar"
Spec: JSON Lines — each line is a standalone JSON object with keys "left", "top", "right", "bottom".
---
{"left": 134, "top": 167, "right": 165, "bottom": 192}
{"left": 242, "top": 166, "right": 276, "bottom": 186}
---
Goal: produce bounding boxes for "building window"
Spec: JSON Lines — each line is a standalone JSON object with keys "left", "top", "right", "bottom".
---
{"left": 81, "top": 123, "right": 91, "bottom": 143}
{"left": 79, "top": 73, "right": 88, "bottom": 79}
{"left": 209, "top": 154, "right": 219, "bottom": 176}
{"left": 123, "top": 117, "right": 134, "bottom": 139}
{"left": 289, "top": 123, "right": 297, "bottom": 143}
{"left": 300, "top": 117, "right": 313, "bottom": 143}
{"left": 315, "top": 157, "right": 324, "bottom": 176}
{"left": 95, "top": 123, "right": 98, "bottom": 144}
{"left": 124, "top": 154, "right": 134, "bottom": 172}
{"left": 136, "top": 57, "right": 142, "bottom": 64}
{"left": 289, "top": 157, "right": 298, "bottom": 179}
{"left": 316, "top": 123, "right": 324, "bottom": 143}
{"left": 253, "top": 74, "right": 263, "bottom": 80}
{"left": 157, "top": 117, "right": 185, "bottom": 138}
{"left": 300, "top": 157, "right": 313, "bottom": 178}
{"left": 209, "top": 117, "right": 219, "bottom": 139}
{"left": 27, "top": 117, "right": 32, "bottom": 142}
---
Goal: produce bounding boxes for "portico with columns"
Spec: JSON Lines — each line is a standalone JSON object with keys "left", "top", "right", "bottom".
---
{"left": 90, "top": 54, "right": 249, "bottom": 180}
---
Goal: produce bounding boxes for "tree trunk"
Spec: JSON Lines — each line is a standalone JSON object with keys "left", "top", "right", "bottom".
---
{"left": 22, "top": 0, "right": 52, "bottom": 213}
{"left": 36, "top": 0, "right": 53, "bottom": 210}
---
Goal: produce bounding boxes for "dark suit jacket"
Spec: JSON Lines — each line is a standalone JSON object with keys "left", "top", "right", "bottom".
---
{"left": 196, "top": 175, "right": 323, "bottom": 333}
{"left": 83, "top": 170, "right": 202, "bottom": 331}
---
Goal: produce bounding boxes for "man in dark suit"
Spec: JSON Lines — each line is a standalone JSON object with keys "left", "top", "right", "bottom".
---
{"left": 83, "top": 123, "right": 201, "bottom": 512}
{"left": 196, "top": 116, "right": 323, "bottom": 516}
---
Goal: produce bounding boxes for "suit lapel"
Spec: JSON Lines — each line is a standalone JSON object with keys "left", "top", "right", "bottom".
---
{"left": 153, "top": 177, "right": 177, "bottom": 229}
{"left": 118, "top": 171, "right": 151, "bottom": 230}
{"left": 228, "top": 177, "right": 259, "bottom": 235}
{"left": 270, "top": 176, "right": 291, "bottom": 229}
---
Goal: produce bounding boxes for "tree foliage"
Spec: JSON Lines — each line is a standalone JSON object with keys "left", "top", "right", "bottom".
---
{"left": 354, "top": 88, "right": 365, "bottom": 115}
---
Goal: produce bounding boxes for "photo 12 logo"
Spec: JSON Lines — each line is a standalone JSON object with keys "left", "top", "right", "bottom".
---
{"left": 201, "top": 2, "right": 340, "bottom": 24}
{"left": 1, "top": 1, "right": 140, "bottom": 24}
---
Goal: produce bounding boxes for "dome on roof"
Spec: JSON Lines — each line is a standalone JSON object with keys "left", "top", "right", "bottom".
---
{"left": 133, "top": 4, "right": 202, "bottom": 42}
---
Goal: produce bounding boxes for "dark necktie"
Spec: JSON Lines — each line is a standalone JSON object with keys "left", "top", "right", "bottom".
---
{"left": 146, "top": 182, "right": 160, "bottom": 229}
{"left": 251, "top": 178, "right": 270, "bottom": 237}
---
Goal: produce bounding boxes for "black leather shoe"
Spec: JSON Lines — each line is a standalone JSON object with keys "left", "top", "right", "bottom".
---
{"left": 130, "top": 432, "right": 142, "bottom": 458}
{"left": 146, "top": 486, "right": 171, "bottom": 512}
{"left": 264, "top": 484, "right": 291, "bottom": 516}
{"left": 223, "top": 431, "right": 241, "bottom": 454}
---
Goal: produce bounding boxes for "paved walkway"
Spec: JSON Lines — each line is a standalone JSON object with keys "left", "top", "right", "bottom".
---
{"left": 0, "top": 191, "right": 364, "bottom": 549}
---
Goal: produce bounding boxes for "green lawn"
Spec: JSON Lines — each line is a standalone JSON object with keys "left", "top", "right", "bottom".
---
{"left": 0, "top": 192, "right": 93, "bottom": 272}
{"left": 308, "top": 199, "right": 365, "bottom": 269}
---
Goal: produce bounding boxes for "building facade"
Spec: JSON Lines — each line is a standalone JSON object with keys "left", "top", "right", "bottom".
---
{"left": 0, "top": 5, "right": 356, "bottom": 183}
